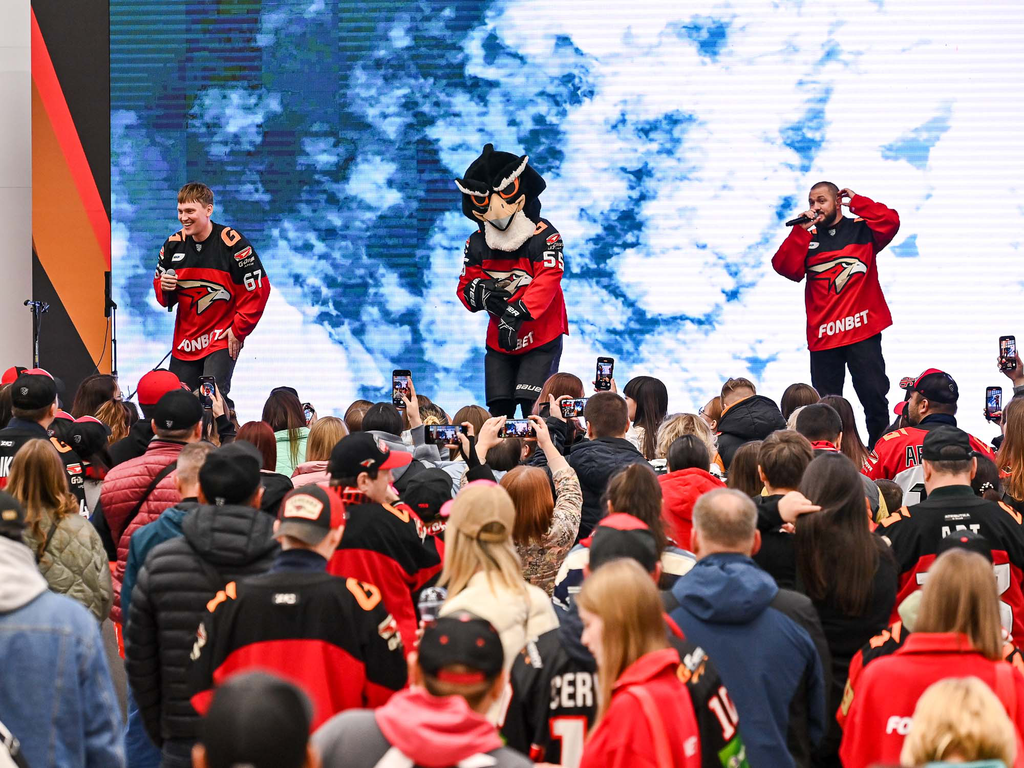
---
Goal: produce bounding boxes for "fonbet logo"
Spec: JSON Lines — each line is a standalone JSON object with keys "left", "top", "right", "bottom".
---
{"left": 886, "top": 716, "right": 912, "bottom": 735}
{"left": 177, "top": 327, "right": 228, "bottom": 354}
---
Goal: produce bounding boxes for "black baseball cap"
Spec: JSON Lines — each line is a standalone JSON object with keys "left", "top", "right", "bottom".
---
{"left": 10, "top": 369, "right": 58, "bottom": 410}
{"left": 69, "top": 416, "right": 112, "bottom": 457}
{"left": 276, "top": 485, "right": 347, "bottom": 545}
{"left": 419, "top": 611, "right": 504, "bottom": 684}
{"left": 328, "top": 432, "right": 412, "bottom": 480}
{"left": 199, "top": 672, "right": 313, "bottom": 768}
{"left": 903, "top": 368, "right": 959, "bottom": 405}
{"left": 152, "top": 389, "right": 204, "bottom": 431}
{"left": 199, "top": 442, "right": 262, "bottom": 506}
{"left": 0, "top": 491, "right": 26, "bottom": 541}
{"left": 936, "top": 529, "right": 993, "bottom": 563}
{"left": 921, "top": 425, "right": 976, "bottom": 462}
{"left": 401, "top": 468, "right": 453, "bottom": 522}
{"left": 586, "top": 513, "right": 659, "bottom": 573}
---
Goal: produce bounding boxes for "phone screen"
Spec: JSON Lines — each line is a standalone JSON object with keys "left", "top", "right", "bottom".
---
{"left": 595, "top": 358, "right": 614, "bottom": 391}
{"left": 198, "top": 377, "right": 216, "bottom": 410}
{"left": 427, "top": 425, "right": 465, "bottom": 445}
{"left": 499, "top": 419, "right": 536, "bottom": 439}
{"left": 987, "top": 387, "right": 1003, "bottom": 419}
{"left": 1000, "top": 337, "right": 1017, "bottom": 372}
{"left": 560, "top": 398, "right": 588, "bottom": 418}
{"left": 392, "top": 371, "right": 411, "bottom": 407}
{"left": 302, "top": 403, "right": 314, "bottom": 425}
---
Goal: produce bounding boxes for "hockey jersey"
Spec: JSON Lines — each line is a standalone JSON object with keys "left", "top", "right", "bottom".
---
{"left": 0, "top": 421, "right": 87, "bottom": 516}
{"left": 502, "top": 604, "right": 748, "bottom": 768}
{"left": 457, "top": 218, "right": 568, "bottom": 355}
{"left": 840, "top": 619, "right": 1024, "bottom": 729}
{"left": 154, "top": 222, "right": 271, "bottom": 361}
{"left": 876, "top": 485, "right": 1024, "bottom": 640}
{"left": 866, "top": 416, "right": 996, "bottom": 506}
{"left": 188, "top": 570, "right": 407, "bottom": 731}
{"left": 772, "top": 195, "right": 899, "bottom": 352}
{"left": 326, "top": 490, "right": 443, "bottom": 654}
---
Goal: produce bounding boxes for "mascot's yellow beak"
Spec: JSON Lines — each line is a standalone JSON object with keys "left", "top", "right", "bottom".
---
{"left": 473, "top": 195, "right": 525, "bottom": 231}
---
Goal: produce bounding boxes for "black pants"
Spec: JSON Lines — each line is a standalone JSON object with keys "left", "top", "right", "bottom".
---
{"left": 485, "top": 336, "right": 563, "bottom": 418}
{"left": 168, "top": 348, "right": 237, "bottom": 395}
{"left": 810, "top": 332, "right": 889, "bottom": 448}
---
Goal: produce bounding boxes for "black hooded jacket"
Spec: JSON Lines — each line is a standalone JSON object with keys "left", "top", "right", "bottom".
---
{"left": 568, "top": 436, "right": 647, "bottom": 541}
{"left": 124, "top": 503, "right": 279, "bottom": 746}
{"left": 716, "top": 395, "right": 787, "bottom": 470}
{"left": 109, "top": 420, "right": 155, "bottom": 467}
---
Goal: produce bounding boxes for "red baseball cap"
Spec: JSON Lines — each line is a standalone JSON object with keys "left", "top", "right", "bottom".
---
{"left": 1, "top": 366, "right": 26, "bottom": 386}
{"left": 137, "top": 370, "right": 182, "bottom": 406}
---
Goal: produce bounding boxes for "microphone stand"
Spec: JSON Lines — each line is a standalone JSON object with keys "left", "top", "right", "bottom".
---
{"left": 23, "top": 300, "right": 49, "bottom": 368}
{"left": 105, "top": 271, "right": 118, "bottom": 378}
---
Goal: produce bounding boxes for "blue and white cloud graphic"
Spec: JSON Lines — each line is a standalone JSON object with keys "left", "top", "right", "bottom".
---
{"left": 111, "top": 0, "right": 1024, "bottom": 439}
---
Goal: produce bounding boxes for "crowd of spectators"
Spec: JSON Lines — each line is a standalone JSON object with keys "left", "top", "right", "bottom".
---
{"left": 1, "top": 354, "right": 1024, "bottom": 768}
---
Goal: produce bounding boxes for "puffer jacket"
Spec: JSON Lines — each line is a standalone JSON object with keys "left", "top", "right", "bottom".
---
{"left": 567, "top": 437, "right": 648, "bottom": 541}
{"left": 23, "top": 509, "right": 113, "bottom": 622}
{"left": 716, "top": 395, "right": 787, "bottom": 470}
{"left": 659, "top": 467, "right": 726, "bottom": 547}
{"left": 124, "top": 502, "right": 278, "bottom": 747}
{"left": 100, "top": 439, "right": 185, "bottom": 623}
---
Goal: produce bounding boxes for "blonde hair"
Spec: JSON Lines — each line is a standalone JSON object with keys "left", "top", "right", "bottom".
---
{"left": 900, "top": 677, "right": 1016, "bottom": 766}
{"left": 7, "top": 439, "right": 79, "bottom": 558}
{"left": 95, "top": 399, "right": 129, "bottom": 444}
{"left": 576, "top": 559, "right": 669, "bottom": 724}
{"left": 916, "top": 549, "right": 1003, "bottom": 660}
{"left": 305, "top": 416, "right": 348, "bottom": 462}
{"left": 998, "top": 396, "right": 1024, "bottom": 501}
{"left": 439, "top": 484, "right": 526, "bottom": 600}
{"left": 656, "top": 413, "right": 716, "bottom": 460}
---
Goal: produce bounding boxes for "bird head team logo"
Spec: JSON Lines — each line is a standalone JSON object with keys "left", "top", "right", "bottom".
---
{"left": 482, "top": 268, "right": 534, "bottom": 294}
{"left": 454, "top": 144, "right": 547, "bottom": 251}
{"left": 807, "top": 256, "right": 868, "bottom": 295}
{"left": 175, "top": 279, "right": 232, "bottom": 314}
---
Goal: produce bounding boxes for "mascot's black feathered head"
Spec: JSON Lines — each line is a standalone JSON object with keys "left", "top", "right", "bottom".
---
{"left": 455, "top": 144, "right": 546, "bottom": 233}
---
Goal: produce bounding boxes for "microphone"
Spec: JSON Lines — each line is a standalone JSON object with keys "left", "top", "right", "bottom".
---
{"left": 785, "top": 215, "right": 813, "bottom": 227}
{"left": 163, "top": 269, "right": 177, "bottom": 312}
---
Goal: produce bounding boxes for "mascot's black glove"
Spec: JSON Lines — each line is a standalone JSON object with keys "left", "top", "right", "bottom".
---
{"left": 497, "top": 299, "right": 532, "bottom": 353}
{"left": 464, "top": 278, "right": 510, "bottom": 314}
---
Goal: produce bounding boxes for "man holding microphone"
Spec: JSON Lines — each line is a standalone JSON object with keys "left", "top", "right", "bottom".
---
{"left": 154, "top": 182, "right": 271, "bottom": 395}
{"left": 772, "top": 182, "right": 900, "bottom": 447}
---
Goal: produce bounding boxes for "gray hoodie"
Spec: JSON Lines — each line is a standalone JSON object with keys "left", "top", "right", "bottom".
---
{"left": 0, "top": 536, "right": 47, "bottom": 613}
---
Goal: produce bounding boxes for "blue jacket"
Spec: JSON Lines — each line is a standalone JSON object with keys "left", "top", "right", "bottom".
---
{"left": 0, "top": 536, "right": 125, "bottom": 768}
{"left": 667, "top": 553, "right": 828, "bottom": 768}
{"left": 121, "top": 501, "right": 198, "bottom": 622}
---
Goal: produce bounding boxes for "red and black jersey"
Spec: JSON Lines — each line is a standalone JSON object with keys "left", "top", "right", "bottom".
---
{"left": 188, "top": 570, "right": 407, "bottom": 731}
{"left": 841, "top": 619, "right": 1024, "bottom": 729}
{"left": 772, "top": 195, "right": 899, "bottom": 352}
{"left": 0, "top": 423, "right": 87, "bottom": 515}
{"left": 326, "top": 492, "right": 443, "bottom": 654}
{"left": 457, "top": 218, "right": 568, "bottom": 355}
{"left": 865, "top": 418, "right": 996, "bottom": 505}
{"left": 154, "top": 222, "right": 271, "bottom": 361}
{"left": 876, "top": 486, "right": 1024, "bottom": 639}
{"left": 503, "top": 613, "right": 747, "bottom": 768}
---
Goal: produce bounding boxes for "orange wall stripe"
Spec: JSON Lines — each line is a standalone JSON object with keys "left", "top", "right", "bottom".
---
{"left": 32, "top": 84, "right": 109, "bottom": 370}
{"left": 31, "top": 9, "right": 110, "bottom": 266}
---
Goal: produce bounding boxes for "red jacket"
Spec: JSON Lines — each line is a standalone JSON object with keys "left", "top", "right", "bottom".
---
{"left": 100, "top": 439, "right": 183, "bottom": 624}
{"left": 457, "top": 218, "right": 568, "bottom": 355}
{"left": 659, "top": 468, "right": 726, "bottom": 547}
{"left": 839, "top": 632, "right": 1024, "bottom": 768}
{"left": 772, "top": 195, "right": 899, "bottom": 352}
{"left": 580, "top": 648, "right": 702, "bottom": 768}
{"left": 154, "top": 222, "right": 270, "bottom": 361}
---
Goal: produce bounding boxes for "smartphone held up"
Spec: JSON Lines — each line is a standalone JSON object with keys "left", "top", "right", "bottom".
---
{"left": 1000, "top": 336, "right": 1017, "bottom": 373}
{"left": 392, "top": 370, "right": 412, "bottom": 407}
{"left": 499, "top": 419, "right": 536, "bottom": 439}
{"left": 595, "top": 357, "right": 614, "bottom": 391}
{"left": 986, "top": 386, "right": 1002, "bottom": 422}
{"left": 198, "top": 376, "right": 216, "bottom": 410}
{"left": 426, "top": 424, "right": 467, "bottom": 446}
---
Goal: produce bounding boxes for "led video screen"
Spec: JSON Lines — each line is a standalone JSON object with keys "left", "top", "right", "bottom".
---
{"left": 111, "top": 0, "right": 1024, "bottom": 439}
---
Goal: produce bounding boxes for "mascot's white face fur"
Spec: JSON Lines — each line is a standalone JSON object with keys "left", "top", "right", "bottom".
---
{"left": 455, "top": 146, "right": 545, "bottom": 252}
